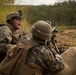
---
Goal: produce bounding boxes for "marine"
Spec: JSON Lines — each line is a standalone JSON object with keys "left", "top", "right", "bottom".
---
{"left": 0, "top": 10, "right": 23, "bottom": 62}
{"left": 0, "top": 20, "right": 64, "bottom": 75}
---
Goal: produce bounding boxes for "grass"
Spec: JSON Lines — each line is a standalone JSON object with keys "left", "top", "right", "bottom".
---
{"left": 0, "top": 5, "right": 30, "bottom": 32}
{"left": 0, "top": 6, "right": 76, "bottom": 33}
{"left": 57, "top": 26, "right": 76, "bottom": 32}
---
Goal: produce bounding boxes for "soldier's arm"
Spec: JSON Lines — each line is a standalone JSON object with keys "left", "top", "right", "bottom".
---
{"left": 48, "top": 51, "right": 64, "bottom": 72}
{"left": 0, "top": 26, "right": 13, "bottom": 62}
{"left": 41, "top": 46, "right": 64, "bottom": 72}
{"left": 0, "top": 26, "right": 12, "bottom": 43}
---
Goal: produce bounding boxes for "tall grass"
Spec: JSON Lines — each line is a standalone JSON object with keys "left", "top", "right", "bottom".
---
{"left": 0, "top": 6, "right": 17, "bottom": 23}
{"left": 0, "top": 5, "right": 29, "bottom": 32}
{"left": 57, "top": 26, "right": 76, "bottom": 32}
{"left": 19, "top": 19, "right": 32, "bottom": 32}
{"left": 0, "top": 5, "right": 76, "bottom": 33}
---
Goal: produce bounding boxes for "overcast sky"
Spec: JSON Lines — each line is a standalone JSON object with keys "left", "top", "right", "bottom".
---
{"left": 15, "top": 0, "right": 69, "bottom": 5}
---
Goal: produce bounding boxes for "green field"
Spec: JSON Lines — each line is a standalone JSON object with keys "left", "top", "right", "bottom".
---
{"left": 57, "top": 26, "right": 76, "bottom": 32}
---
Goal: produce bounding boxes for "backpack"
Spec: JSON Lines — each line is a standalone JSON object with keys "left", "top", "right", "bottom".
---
{"left": 0, "top": 37, "right": 38, "bottom": 75}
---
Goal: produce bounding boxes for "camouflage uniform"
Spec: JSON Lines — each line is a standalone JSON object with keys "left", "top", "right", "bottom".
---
{"left": 25, "top": 39, "right": 64, "bottom": 75}
{"left": 25, "top": 20, "right": 64, "bottom": 74}
{"left": 0, "top": 24, "right": 20, "bottom": 62}
{"left": 0, "top": 11, "right": 22, "bottom": 62}
{"left": 0, "top": 20, "right": 64, "bottom": 75}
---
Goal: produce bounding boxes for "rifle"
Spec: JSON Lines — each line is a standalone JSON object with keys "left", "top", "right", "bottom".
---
{"left": 51, "top": 27, "right": 60, "bottom": 54}
{"left": 46, "top": 20, "right": 60, "bottom": 54}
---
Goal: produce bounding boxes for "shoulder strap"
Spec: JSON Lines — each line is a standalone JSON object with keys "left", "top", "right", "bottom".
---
{"left": 0, "top": 45, "right": 23, "bottom": 75}
{"left": 22, "top": 38, "right": 38, "bottom": 63}
{"left": 11, "top": 38, "right": 38, "bottom": 75}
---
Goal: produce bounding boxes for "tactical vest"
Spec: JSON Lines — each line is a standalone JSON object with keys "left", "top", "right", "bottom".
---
{"left": 12, "top": 38, "right": 43, "bottom": 75}
{"left": 0, "top": 38, "right": 43, "bottom": 75}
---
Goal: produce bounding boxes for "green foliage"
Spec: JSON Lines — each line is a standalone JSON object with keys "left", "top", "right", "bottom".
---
{"left": 0, "top": 4, "right": 29, "bottom": 31}
{"left": 57, "top": 26, "right": 76, "bottom": 32}
{"left": 0, "top": 0, "right": 16, "bottom": 23}
{"left": 0, "top": 0, "right": 14, "bottom": 5}
{"left": 27, "top": 1, "right": 76, "bottom": 26}
{"left": 0, "top": 0, "right": 76, "bottom": 32}
{"left": 57, "top": 26, "right": 67, "bottom": 32}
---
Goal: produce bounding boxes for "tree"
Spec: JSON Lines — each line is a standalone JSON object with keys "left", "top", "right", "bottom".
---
{"left": 27, "top": 0, "right": 76, "bottom": 26}
{"left": 0, "top": 0, "right": 14, "bottom": 6}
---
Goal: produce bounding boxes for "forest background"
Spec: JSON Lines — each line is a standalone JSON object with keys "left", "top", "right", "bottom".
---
{"left": 0, "top": 0, "right": 76, "bottom": 31}
{"left": 0, "top": 0, "right": 76, "bottom": 48}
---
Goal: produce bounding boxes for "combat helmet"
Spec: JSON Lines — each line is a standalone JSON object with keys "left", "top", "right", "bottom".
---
{"left": 6, "top": 10, "right": 22, "bottom": 22}
{"left": 31, "top": 20, "right": 52, "bottom": 41}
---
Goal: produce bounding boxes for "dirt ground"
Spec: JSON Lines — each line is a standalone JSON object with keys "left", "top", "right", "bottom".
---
{"left": 56, "top": 29, "right": 76, "bottom": 49}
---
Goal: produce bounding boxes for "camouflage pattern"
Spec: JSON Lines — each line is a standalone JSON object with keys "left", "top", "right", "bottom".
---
{"left": 26, "top": 38, "right": 64, "bottom": 74}
{"left": 0, "top": 20, "right": 64, "bottom": 74}
{"left": 0, "top": 24, "right": 20, "bottom": 62}
{"left": 6, "top": 11, "right": 21, "bottom": 21}
{"left": 31, "top": 20, "right": 52, "bottom": 41}
{"left": 0, "top": 25, "right": 12, "bottom": 43}
{"left": 0, "top": 10, "right": 23, "bottom": 62}
{"left": 26, "top": 20, "right": 64, "bottom": 74}
{"left": 0, "top": 36, "right": 64, "bottom": 75}
{"left": 0, "top": 24, "right": 20, "bottom": 44}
